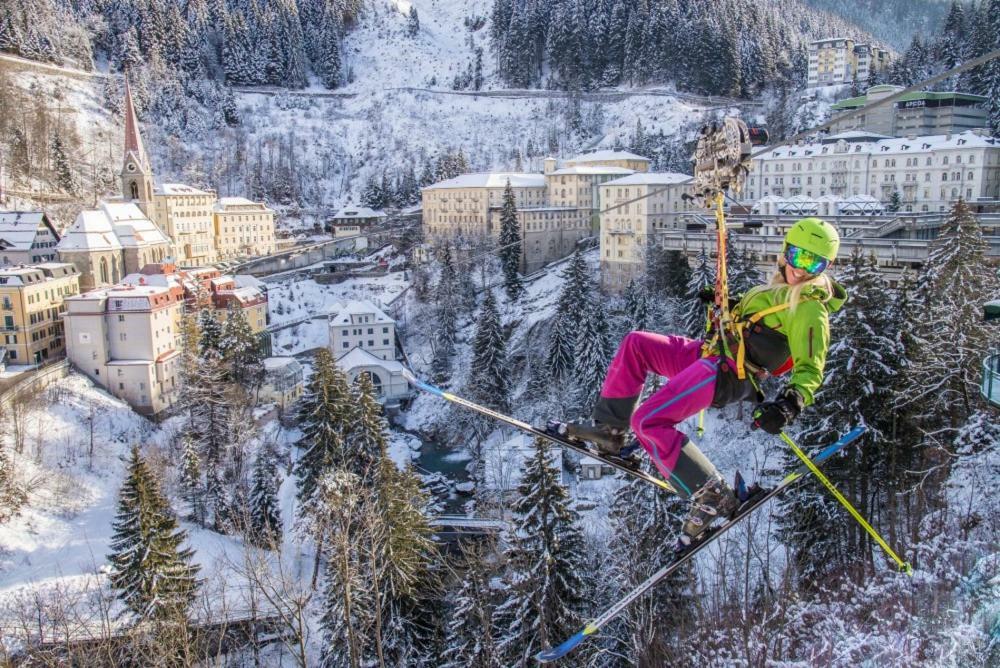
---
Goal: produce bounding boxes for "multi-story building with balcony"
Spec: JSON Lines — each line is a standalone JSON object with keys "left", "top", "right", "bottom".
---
{"left": 0, "top": 262, "right": 79, "bottom": 365}
{"left": 0, "top": 212, "right": 60, "bottom": 266}
{"left": 598, "top": 172, "right": 696, "bottom": 291}
{"left": 327, "top": 300, "right": 409, "bottom": 407}
{"left": 740, "top": 130, "right": 1000, "bottom": 214}
{"left": 807, "top": 38, "right": 890, "bottom": 87}
{"left": 63, "top": 283, "right": 185, "bottom": 415}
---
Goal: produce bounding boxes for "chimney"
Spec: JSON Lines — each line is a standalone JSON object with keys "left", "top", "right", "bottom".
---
{"left": 544, "top": 157, "right": 557, "bottom": 175}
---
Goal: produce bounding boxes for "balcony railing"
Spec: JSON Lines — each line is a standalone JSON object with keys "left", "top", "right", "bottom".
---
{"left": 983, "top": 353, "right": 999, "bottom": 408}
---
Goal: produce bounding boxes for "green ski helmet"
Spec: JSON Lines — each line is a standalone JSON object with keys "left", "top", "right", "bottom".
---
{"left": 783, "top": 217, "right": 840, "bottom": 261}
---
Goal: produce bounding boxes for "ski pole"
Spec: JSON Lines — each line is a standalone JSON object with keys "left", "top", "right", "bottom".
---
{"left": 779, "top": 431, "right": 913, "bottom": 576}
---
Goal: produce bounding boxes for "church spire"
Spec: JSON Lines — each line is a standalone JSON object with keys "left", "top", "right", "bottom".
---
{"left": 122, "top": 78, "right": 149, "bottom": 170}
{"left": 120, "top": 75, "right": 154, "bottom": 209}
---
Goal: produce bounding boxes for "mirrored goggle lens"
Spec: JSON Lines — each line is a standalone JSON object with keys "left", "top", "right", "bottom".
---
{"left": 784, "top": 245, "right": 828, "bottom": 275}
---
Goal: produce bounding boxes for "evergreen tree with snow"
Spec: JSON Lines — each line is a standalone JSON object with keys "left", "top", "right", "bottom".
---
{"left": 648, "top": 247, "right": 692, "bottom": 301}
{"left": 197, "top": 308, "right": 224, "bottom": 358}
{"left": 407, "top": 6, "right": 420, "bottom": 37}
{"left": 682, "top": 247, "right": 716, "bottom": 338}
{"left": 466, "top": 289, "right": 510, "bottom": 413}
{"left": 295, "top": 349, "right": 354, "bottom": 506}
{"left": 178, "top": 435, "right": 204, "bottom": 526}
{"left": 621, "top": 278, "right": 649, "bottom": 332}
{"left": 901, "top": 198, "right": 1000, "bottom": 431}
{"left": 249, "top": 448, "right": 282, "bottom": 549}
{"left": 498, "top": 179, "right": 524, "bottom": 301}
{"left": 220, "top": 303, "right": 264, "bottom": 387}
{"left": 603, "top": 478, "right": 696, "bottom": 664}
{"left": 441, "top": 544, "right": 500, "bottom": 668}
{"left": 547, "top": 249, "right": 589, "bottom": 381}
{"left": 346, "top": 371, "right": 390, "bottom": 484}
{"left": 572, "top": 297, "right": 611, "bottom": 415}
{"left": 493, "top": 437, "right": 589, "bottom": 664}
{"left": 49, "top": 130, "right": 75, "bottom": 193}
{"left": 727, "top": 241, "right": 764, "bottom": 297}
{"left": 108, "top": 446, "right": 200, "bottom": 621}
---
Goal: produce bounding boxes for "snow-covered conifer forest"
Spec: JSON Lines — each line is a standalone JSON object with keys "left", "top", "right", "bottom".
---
{"left": 1, "top": 0, "right": 999, "bottom": 665}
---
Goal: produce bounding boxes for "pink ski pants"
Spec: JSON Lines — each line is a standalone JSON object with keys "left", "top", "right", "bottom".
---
{"left": 600, "top": 331, "right": 720, "bottom": 495}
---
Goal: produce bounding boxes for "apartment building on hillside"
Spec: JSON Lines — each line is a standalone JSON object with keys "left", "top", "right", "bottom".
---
{"left": 63, "top": 284, "right": 185, "bottom": 415}
{"left": 598, "top": 172, "right": 696, "bottom": 292}
{"left": 213, "top": 197, "right": 277, "bottom": 259}
{"left": 807, "top": 38, "right": 891, "bottom": 87}
{"left": 0, "top": 262, "right": 80, "bottom": 365}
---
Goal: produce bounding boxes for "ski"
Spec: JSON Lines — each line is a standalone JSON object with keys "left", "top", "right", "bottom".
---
{"left": 535, "top": 425, "right": 866, "bottom": 663}
{"left": 401, "top": 368, "right": 678, "bottom": 494}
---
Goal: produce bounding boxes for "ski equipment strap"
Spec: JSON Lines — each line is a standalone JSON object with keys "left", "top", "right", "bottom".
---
{"left": 692, "top": 118, "right": 766, "bottom": 380}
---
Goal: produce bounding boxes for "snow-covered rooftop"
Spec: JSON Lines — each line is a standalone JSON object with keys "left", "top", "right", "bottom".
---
{"left": 757, "top": 130, "right": 998, "bottom": 160}
{"left": 549, "top": 165, "right": 635, "bottom": 176}
{"left": 423, "top": 172, "right": 546, "bottom": 190}
{"left": 263, "top": 356, "right": 301, "bottom": 371}
{"left": 156, "top": 183, "right": 212, "bottom": 196}
{"left": 58, "top": 202, "right": 171, "bottom": 252}
{"left": 603, "top": 172, "right": 691, "bottom": 186}
{"left": 329, "top": 299, "right": 393, "bottom": 325}
{"left": 214, "top": 196, "right": 268, "bottom": 211}
{"left": 566, "top": 149, "right": 650, "bottom": 163}
{"left": 0, "top": 211, "right": 53, "bottom": 251}
{"left": 335, "top": 346, "right": 404, "bottom": 372}
{"left": 330, "top": 206, "right": 386, "bottom": 220}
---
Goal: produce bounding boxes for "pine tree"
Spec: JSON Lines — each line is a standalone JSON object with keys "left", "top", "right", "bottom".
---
{"left": 346, "top": 371, "right": 390, "bottom": 484}
{"left": 727, "top": 242, "right": 764, "bottom": 297}
{"left": 493, "top": 437, "right": 589, "bottom": 664}
{"left": 441, "top": 544, "right": 500, "bottom": 668}
{"left": 572, "top": 297, "right": 611, "bottom": 415}
{"left": 902, "top": 199, "right": 1000, "bottom": 430}
{"left": 603, "top": 478, "right": 696, "bottom": 664}
{"left": 178, "top": 435, "right": 204, "bottom": 525}
{"left": 407, "top": 6, "right": 420, "bottom": 37}
{"left": 197, "top": 308, "right": 224, "bottom": 358}
{"left": 466, "top": 290, "right": 510, "bottom": 413}
{"left": 295, "top": 349, "right": 354, "bottom": 506}
{"left": 49, "top": 131, "right": 75, "bottom": 193}
{"left": 547, "top": 249, "right": 589, "bottom": 380}
{"left": 219, "top": 303, "right": 264, "bottom": 387}
{"left": 682, "top": 247, "right": 716, "bottom": 338}
{"left": 498, "top": 179, "right": 524, "bottom": 301}
{"left": 621, "top": 278, "right": 649, "bottom": 332}
{"left": 108, "top": 446, "right": 200, "bottom": 621}
{"left": 249, "top": 448, "right": 282, "bottom": 549}
{"left": 647, "top": 247, "right": 692, "bottom": 301}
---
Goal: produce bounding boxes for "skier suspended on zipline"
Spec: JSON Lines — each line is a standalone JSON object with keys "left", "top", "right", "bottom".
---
{"left": 564, "top": 217, "right": 844, "bottom": 544}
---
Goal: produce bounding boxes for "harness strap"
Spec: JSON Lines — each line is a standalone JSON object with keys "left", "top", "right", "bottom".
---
{"left": 734, "top": 302, "right": 790, "bottom": 380}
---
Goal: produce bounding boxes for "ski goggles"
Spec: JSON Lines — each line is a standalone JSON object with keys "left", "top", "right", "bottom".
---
{"left": 783, "top": 244, "right": 829, "bottom": 276}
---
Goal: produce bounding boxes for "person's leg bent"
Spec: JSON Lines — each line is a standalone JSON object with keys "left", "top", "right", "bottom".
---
{"left": 590, "top": 332, "right": 703, "bottom": 430}
{"left": 601, "top": 331, "right": 703, "bottom": 398}
{"left": 631, "top": 357, "right": 720, "bottom": 496}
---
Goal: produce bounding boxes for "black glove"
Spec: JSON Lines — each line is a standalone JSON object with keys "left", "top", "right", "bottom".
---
{"left": 752, "top": 388, "right": 804, "bottom": 434}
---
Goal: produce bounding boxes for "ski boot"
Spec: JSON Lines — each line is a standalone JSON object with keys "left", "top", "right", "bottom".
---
{"left": 562, "top": 420, "right": 627, "bottom": 457}
{"left": 677, "top": 475, "right": 739, "bottom": 549}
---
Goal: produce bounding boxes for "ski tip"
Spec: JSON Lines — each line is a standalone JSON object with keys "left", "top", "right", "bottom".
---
{"left": 535, "top": 628, "right": 589, "bottom": 663}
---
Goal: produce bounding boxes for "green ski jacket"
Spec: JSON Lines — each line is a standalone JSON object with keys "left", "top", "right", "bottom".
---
{"left": 731, "top": 280, "right": 848, "bottom": 406}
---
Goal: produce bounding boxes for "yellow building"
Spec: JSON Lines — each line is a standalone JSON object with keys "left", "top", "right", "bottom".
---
{"left": 213, "top": 197, "right": 276, "bottom": 259}
{"left": 561, "top": 150, "right": 650, "bottom": 173}
{"left": 599, "top": 173, "right": 696, "bottom": 292}
{"left": 421, "top": 172, "right": 548, "bottom": 239}
{"left": 807, "top": 38, "right": 891, "bottom": 87}
{"left": 0, "top": 262, "right": 80, "bottom": 365}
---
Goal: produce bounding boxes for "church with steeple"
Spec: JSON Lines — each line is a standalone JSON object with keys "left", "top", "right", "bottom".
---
{"left": 57, "top": 79, "right": 275, "bottom": 289}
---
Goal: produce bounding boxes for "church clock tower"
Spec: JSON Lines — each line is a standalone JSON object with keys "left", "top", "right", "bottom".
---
{"left": 120, "top": 79, "right": 154, "bottom": 215}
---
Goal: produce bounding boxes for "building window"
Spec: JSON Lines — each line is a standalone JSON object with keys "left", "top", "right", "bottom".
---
{"left": 343, "top": 342, "right": 349, "bottom": 348}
